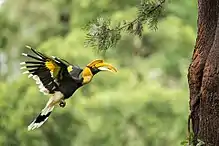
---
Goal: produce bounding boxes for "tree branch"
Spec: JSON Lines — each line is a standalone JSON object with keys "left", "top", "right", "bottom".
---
{"left": 84, "top": 0, "right": 166, "bottom": 51}
{"left": 116, "top": 0, "right": 165, "bottom": 32}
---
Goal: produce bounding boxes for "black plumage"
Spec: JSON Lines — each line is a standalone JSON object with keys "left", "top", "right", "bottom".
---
{"left": 20, "top": 46, "right": 117, "bottom": 131}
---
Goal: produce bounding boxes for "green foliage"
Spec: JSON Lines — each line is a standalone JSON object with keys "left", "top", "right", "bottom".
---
{"left": 180, "top": 138, "right": 205, "bottom": 146}
{"left": 0, "top": 0, "right": 197, "bottom": 145}
{"left": 84, "top": 17, "right": 122, "bottom": 51}
{"left": 84, "top": 0, "right": 165, "bottom": 51}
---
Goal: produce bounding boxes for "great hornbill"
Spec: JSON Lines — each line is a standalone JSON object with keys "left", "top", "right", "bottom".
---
{"left": 20, "top": 46, "right": 117, "bottom": 131}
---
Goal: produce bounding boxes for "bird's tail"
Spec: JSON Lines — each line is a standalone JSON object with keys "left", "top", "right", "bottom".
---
{"left": 28, "top": 98, "right": 55, "bottom": 131}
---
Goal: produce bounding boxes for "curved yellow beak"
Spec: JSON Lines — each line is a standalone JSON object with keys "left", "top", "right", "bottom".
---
{"left": 86, "top": 59, "right": 117, "bottom": 73}
{"left": 86, "top": 59, "right": 104, "bottom": 67}
{"left": 95, "top": 62, "right": 117, "bottom": 73}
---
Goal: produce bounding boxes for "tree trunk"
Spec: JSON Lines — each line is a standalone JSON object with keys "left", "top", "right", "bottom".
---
{"left": 188, "top": 0, "right": 219, "bottom": 145}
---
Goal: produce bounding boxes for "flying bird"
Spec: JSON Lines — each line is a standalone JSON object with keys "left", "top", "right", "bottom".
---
{"left": 20, "top": 46, "right": 117, "bottom": 131}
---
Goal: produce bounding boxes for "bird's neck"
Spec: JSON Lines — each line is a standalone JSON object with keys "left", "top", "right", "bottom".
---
{"left": 81, "top": 67, "right": 94, "bottom": 85}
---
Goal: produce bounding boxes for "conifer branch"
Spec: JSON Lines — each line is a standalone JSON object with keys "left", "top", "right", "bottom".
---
{"left": 84, "top": 0, "right": 166, "bottom": 51}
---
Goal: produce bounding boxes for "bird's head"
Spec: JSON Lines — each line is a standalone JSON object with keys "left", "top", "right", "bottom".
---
{"left": 81, "top": 59, "right": 117, "bottom": 84}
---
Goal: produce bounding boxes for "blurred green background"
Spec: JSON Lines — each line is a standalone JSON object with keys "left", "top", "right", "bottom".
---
{"left": 0, "top": 0, "right": 197, "bottom": 146}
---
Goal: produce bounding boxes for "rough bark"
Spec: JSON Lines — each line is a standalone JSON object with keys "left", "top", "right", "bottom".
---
{"left": 188, "top": 0, "right": 219, "bottom": 145}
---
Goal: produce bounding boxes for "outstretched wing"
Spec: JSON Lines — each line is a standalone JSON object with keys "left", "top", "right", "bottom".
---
{"left": 20, "top": 46, "right": 70, "bottom": 95}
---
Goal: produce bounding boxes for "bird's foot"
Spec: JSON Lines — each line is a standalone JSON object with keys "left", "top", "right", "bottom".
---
{"left": 59, "top": 100, "right": 66, "bottom": 108}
